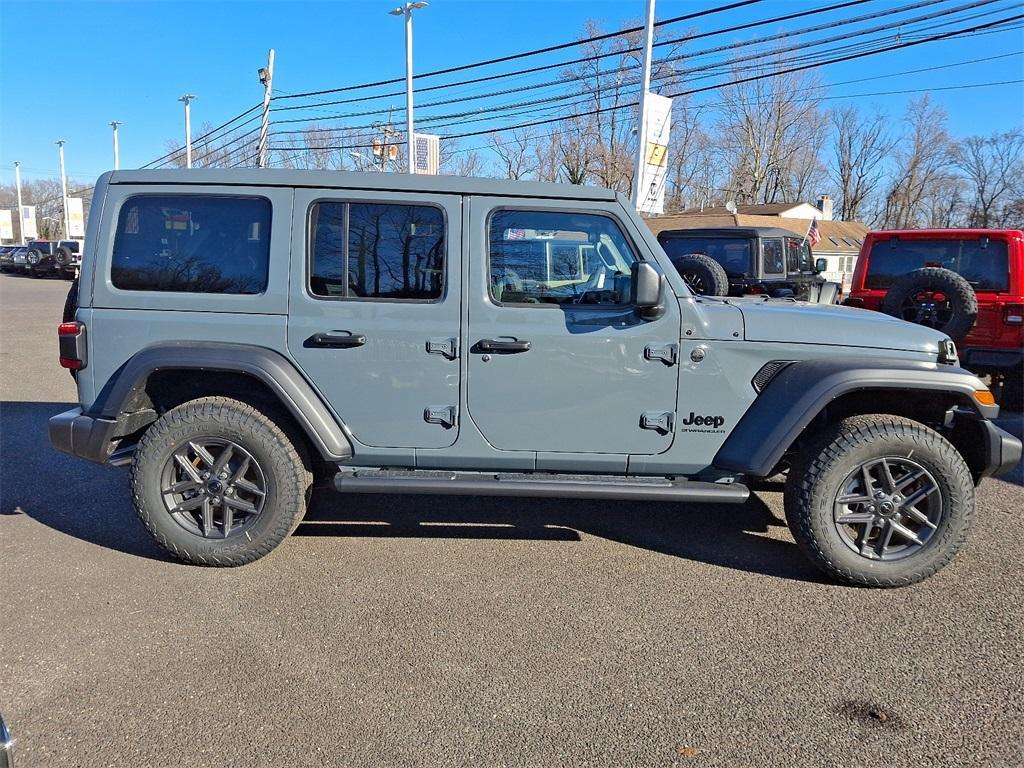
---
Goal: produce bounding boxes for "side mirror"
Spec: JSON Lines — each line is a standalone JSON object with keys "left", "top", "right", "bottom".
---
{"left": 631, "top": 261, "right": 665, "bottom": 319}
{"left": 815, "top": 257, "right": 827, "bottom": 273}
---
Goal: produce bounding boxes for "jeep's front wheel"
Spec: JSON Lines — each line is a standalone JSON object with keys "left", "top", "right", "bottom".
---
{"left": 131, "top": 397, "right": 312, "bottom": 566}
{"left": 784, "top": 415, "right": 974, "bottom": 587}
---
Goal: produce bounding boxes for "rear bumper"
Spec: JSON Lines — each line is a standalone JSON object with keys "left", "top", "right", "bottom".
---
{"left": 48, "top": 407, "right": 120, "bottom": 464}
{"left": 979, "top": 418, "right": 1023, "bottom": 479}
{"left": 961, "top": 347, "right": 1023, "bottom": 375}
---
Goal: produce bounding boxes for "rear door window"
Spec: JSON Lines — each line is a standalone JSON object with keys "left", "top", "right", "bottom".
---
{"left": 866, "top": 239, "right": 1009, "bottom": 291}
{"left": 309, "top": 201, "right": 445, "bottom": 301}
{"left": 762, "top": 239, "right": 785, "bottom": 275}
{"left": 111, "top": 195, "right": 271, "bottom": 293}
{"left": 658, "top": 235, "right": 752, "bottom": 276}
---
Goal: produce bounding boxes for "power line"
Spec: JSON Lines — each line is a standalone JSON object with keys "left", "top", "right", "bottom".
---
{"left": 267, "top": 1, "right": 1012, "bottom": 140}
{"left": 271, "top": 0, "right": 880, "bottom": 115}
{"left": 274, "top": 0, "right": 768, "bottom": 101}
{"left": 267, "top": 0, "right": 998, "bottom": 135}
{"left": 268, "top": 10, "right": 1023, "bottom": 154}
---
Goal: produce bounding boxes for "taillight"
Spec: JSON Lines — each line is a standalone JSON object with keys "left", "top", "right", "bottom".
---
{"left": 1004, "top": 304, "right": 1023, "bottom": 325}
{"left": 58, "top": 321, "right": 86, "bottom": 370}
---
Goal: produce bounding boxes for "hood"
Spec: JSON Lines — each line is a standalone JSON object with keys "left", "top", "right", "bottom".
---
{"left": 733, "top": 298, "right": 947, "bottom": 355}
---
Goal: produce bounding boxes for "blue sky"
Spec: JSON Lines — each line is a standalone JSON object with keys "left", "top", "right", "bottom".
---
{"left": 1, "top": 0, "right": 1022, "bottom": 187}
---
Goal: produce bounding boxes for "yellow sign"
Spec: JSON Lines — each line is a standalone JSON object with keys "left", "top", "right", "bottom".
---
{"left": 646, "top": 143, "right": 668, "bottom": 168}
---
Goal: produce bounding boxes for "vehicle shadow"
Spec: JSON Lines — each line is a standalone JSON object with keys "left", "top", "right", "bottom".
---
{"left": 297, "top": 485, "right": 824, "bottom": 584}
{"left": 4, "top": 400, "right": 821, "bottom": 582}
{"left": 0, "top": 401, "right": 171, "bottom": 561}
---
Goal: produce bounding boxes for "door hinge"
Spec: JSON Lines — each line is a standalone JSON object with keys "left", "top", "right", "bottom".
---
{"left": 644, "top": 343, "right": 678, "bottom": 366}
{"left": 424, "top": 405, "right": 457, "bottom": 429}
{"left": 426, "top": 337, "right": 458, "bottom": 360}
{"left": 640, "top": 411, "right": 674, "bottom": 434}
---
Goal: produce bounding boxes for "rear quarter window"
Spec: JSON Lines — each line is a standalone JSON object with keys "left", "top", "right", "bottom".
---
{"left": 865, "top": 238, "right": 1009, "bottom": 292}
{"left": 111, "top": 195, "right": 272, "bottom": 294}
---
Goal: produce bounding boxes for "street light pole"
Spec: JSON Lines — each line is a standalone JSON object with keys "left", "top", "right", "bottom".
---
{"left": 178, "top": 94, "right": 197, "bottom": 168}
{"left": 631, "top": 0, "right": 656, "bottom": 209}
{"left": 389, "top": 2, "right": 428, "bottom": 174}
{"left": 56, "top": 140, "right": 70, "bottom": 240}
{"left": 14, "top": 161, "right": 24, "bottom": 244}
{"left": 110, "top": 121, "right": 122, "bottom": 170}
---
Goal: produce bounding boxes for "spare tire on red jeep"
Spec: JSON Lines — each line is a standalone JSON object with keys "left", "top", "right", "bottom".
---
{"left": 879, "top": 267, "right": 978, "bottom": 342}
{"left": 672, "top": 253, "right": 729, "bottom": 296}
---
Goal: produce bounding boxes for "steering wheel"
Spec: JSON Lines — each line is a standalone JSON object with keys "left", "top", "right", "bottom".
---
{"left": 572, "top": 263, "right": 612, "bottom": 303}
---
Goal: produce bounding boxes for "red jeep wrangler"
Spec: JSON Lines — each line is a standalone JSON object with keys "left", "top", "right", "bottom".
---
{"left": 845, "top": 229, "right": 1023, "bottom": 410}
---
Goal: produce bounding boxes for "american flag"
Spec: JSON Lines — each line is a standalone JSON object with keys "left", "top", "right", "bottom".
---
{"left": 805, "top": 217, "right": 822, "bottom": 247}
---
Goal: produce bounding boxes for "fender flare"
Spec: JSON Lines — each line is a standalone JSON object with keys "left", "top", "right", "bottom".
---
{"left": 89, "top": 341, "right": 353, "bottom": 461}
{"left": 713, "top": 358, "right": 995, "bottom": 477}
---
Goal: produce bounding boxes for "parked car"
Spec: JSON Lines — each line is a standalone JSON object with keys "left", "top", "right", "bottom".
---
{"left": 49, "top": 169, "right": 1020, "bottom": 587}
{"left": 0, "top": 246, "right": 14, "bottom": 272}
{"left": 844, "top": 229, "right": 1023, "bottom": 410}
{"left": 655, "top": 226, "right": 840, "bottom": 303}
{"left": 8, "top": 246, "right": 30, "bottom": 273}
{"left": 26, "top": 239, "right": 83, "bottom": 279}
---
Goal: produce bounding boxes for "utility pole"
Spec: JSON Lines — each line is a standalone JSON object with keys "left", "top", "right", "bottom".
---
{"left": 389, "top": 2, "right": 428, "bottom": 174}
{"left": 372, "top": 106, "right": 400, "bottom": 172}
{"left": 257, "top": 49, "right": 275, "bottom": 168}
{"left": 14, "top": 161, "right": 24, "bottom": 245}
{"left": 56, "top": 140, "right": 70, "bottom": 240}
{"left": 631, "top": 0, "right": 656, "bottom": 209}
{"left": 178, "top": 94, "right": 197, "bottom": 168}
{"left": 110, "top": 121, "right": 122, "bottom": 170}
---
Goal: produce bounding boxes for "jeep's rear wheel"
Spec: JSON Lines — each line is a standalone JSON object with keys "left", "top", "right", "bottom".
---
{"left": 131, "top": 396, "right": 311, "bottom": 566}
{"left": 784, "top": 415, "right": 973, "bottom": 587}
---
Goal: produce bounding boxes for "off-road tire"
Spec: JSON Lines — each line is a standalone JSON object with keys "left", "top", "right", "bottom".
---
{"left": 880, "top": 267, "right": 978, "bottom": 342}
{"left": 783, "top": 415, "right": 974, "bottom": 587}
{"left": 62, "top": 277, "right": 79, "bottom": 323}
{"left": 55, "top": 245, "right": 73, "bottom": 267}
{"left": 130, "top": 396, "right": 312, "bottom": 566}
{"left": 672, "top": 253, "right": 729, "bottom": 296}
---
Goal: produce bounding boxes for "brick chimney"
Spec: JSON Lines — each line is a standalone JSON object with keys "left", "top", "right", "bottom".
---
{"left": 816, "top": 194, "right": 834, "bottom": 221}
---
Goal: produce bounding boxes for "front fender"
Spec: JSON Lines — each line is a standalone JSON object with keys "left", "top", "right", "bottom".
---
{"left": 712, "top": 359, "right": 996, "bottom": 477}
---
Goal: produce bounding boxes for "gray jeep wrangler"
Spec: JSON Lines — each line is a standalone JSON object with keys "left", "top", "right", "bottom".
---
{"left": 49, "top": 170, "right": 1021, "bottom": 587}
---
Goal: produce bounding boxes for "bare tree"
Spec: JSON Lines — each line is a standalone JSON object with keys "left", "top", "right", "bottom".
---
{"left": 829, "top": 105, "right": 896, "bottom": 221}
{"left": 490, "top": 126, "right": 539, "bottom": 180}
{"left": 880, "top": 97, "right": 954, "bottom": 228}
{"left": 952, "top": 128, "right": 1024, "bottom": 227}
{"left": 715, "top": 58, "right": 827, "bottom": 205}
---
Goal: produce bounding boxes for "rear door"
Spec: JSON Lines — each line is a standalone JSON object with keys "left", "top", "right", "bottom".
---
{"left": 287, "top": 189, "right": 462, "bottom": 449}
{"left": 465, "top": 197, "right": 681, "bottom": 455}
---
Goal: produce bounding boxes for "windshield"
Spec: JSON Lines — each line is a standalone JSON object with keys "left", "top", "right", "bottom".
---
{"left": 866, "top": 238, "right": 1009, "bottom": 292}
{"left": 659, "top": 236, "right": 752, "bottom": 276}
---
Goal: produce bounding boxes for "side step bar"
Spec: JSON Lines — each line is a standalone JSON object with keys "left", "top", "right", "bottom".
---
{"left": 334, "top": 469, "right": 749, "bottom": 504}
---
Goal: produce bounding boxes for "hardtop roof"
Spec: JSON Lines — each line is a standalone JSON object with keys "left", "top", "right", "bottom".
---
{"left": 104, "top": 168, "right": 620, "bottom": 202}
{"left": 656, "top": 226, "right": 804, "bottom": 240}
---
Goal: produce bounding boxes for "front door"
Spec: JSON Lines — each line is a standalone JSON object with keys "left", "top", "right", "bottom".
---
{"left": 287, "top": 189, "right": 462, "bottom": 449}
{"left": 465, "top": 198, "right": 681, "bottom": 455}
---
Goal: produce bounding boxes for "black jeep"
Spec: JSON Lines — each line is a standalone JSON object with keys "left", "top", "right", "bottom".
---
{"left": 26, "top": 239, "right": 81, "bottom": 279}
{"left": 656, "top": 226, "right": 836, "bottom": 303}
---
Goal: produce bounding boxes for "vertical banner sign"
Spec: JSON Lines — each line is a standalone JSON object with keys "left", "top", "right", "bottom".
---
{"left": 414, "top": 133, "right": 440, "bottom": 175}
{"left": 0, "top": 210, "right": 13, "bottom": 241}
{"left": 21, "top": 205, "right": 38, "bottom": 239}
{"left": 636, "top": 93, "right": 673, "bottom": 215}
{"left": 66, "top": 197, "right": 85, "bottom": 237}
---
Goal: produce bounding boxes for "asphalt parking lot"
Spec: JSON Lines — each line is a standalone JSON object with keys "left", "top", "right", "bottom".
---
{"left": 1, "top": 272, "right": 1022, "bottom": 768}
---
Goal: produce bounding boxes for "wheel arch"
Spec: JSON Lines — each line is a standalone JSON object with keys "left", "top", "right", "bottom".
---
{"left": 90, "top": 342, "right": 353, "bottom": 462}
{"left": 713, "top": 359, "right": 997, "bottom": 479}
